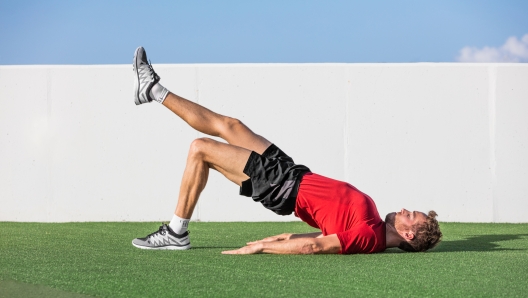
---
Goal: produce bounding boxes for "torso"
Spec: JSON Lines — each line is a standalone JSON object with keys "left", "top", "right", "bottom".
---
{"left": 294, "top": 173, "right": 386, "bottom": 254}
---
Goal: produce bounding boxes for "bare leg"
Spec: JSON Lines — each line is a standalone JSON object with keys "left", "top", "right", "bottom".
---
{"left": 162, "top": 92, "right": 273, "bottom": 219}
{"left": 162, "top": 92, "right": 271, "bottom": 154}
{"left": 175, "top": 138, "right": 252, "bottom": 218}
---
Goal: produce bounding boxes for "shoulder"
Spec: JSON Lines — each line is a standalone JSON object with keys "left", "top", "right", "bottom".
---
{"left": 336, "top": 223, "right": 386, "bottom": 254}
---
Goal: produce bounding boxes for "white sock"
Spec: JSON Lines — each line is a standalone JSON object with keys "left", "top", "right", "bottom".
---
{"left": 169, "top": 214, "right": 190, "bottom": 234}
{"left": 150, "top": 82, "right": 169, "bottom": 104}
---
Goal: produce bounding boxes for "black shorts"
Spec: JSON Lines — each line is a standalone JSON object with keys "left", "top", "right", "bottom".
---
{"left": 239, "top": 144, "right": 310, "bottom": 215}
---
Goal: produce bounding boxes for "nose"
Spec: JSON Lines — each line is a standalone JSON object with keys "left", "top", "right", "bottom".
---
{"left": 401, "top": 208, "right": 408, "bottom": 214}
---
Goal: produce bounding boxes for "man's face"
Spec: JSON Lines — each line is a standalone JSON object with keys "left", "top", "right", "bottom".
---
{"left": 385, "top": 209, "right": 427, "bottom": 239}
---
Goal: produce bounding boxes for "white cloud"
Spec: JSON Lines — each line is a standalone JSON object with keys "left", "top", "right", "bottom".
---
{"left": 457, "top": 34, "right": 528, "bottom": 62}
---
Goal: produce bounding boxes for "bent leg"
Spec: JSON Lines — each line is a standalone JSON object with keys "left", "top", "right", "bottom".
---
{"left": 175, "top": 138, "right": 252, "bottom": 218}
{"left": 163, "top": 92, "right": 271, "bottom": 154}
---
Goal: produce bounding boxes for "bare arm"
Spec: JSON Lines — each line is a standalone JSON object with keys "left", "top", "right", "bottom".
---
{"left": 290, "top": 232, "right": 324, "bottom": 239}
{"left": 245, "top": 232, "right": 323, "bottom": 245}
{"left": 222, "top": 234, "right": 341, "bottom": 255}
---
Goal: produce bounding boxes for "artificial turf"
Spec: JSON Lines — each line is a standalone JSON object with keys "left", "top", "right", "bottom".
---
{"left": 0, "top": 222, "right": 527, "bottom": 297}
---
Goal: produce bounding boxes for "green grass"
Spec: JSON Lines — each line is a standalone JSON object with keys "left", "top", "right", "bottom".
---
{"left": 1, "top": 222, "right": 527, "bottom": 297}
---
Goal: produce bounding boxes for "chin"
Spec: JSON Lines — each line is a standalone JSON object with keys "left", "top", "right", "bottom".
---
{"left": 385, "top": 212, "right": 396, "bottom": 226}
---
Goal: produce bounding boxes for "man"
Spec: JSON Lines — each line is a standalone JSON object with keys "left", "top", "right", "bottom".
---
{"left": 131, "top": 47, "right": 442, "bottom": 255}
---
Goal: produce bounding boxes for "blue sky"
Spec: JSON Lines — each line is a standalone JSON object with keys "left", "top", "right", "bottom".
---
{"left": 1, "top": 0, "right": 527, "bottom": 64}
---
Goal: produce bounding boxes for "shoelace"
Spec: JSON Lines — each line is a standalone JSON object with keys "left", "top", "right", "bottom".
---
{"left": 147, "top": 59, "right": 158, "bottom": 80}
{"left": 134, "top": 58, "right": 157, "bottom": 78}
{"left": 147, "top": 224, "right": 167, "bottom": 238}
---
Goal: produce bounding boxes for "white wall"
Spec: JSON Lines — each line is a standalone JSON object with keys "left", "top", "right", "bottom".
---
{"left": 1, "top": 64, "right": 527, "bottom": 223}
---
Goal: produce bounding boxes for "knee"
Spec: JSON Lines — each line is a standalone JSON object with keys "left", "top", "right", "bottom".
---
{"left": 225, "top": 117, "right": 243, "bottom": 128}
{"left": 220, "top": 117, "right": 244, "bottom": 137}
{"left": 188, "top": 138, "right": 212, "bottom": 159}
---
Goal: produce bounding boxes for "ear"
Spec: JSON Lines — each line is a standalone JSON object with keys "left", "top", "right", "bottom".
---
{"left": 404, "top": 231, "right": 415, "bottom": 241}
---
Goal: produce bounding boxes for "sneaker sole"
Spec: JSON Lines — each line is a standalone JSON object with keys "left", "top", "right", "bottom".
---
{"left": 133, "top": 47, "right": 141, "bottom": 105}
{"left": 132, "top": 241, "right": 191, "bottom": 250}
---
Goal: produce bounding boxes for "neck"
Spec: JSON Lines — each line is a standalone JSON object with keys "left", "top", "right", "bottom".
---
{"left": 385, "top": 223, "right": 405, "bottom": 248}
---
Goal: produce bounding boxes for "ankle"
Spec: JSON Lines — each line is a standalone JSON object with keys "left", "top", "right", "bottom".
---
{"left": 150, "top": 83, "right": 169, "bottom": 104}
{"left": 169, "top": 214, "right": 190, "bottom": 234}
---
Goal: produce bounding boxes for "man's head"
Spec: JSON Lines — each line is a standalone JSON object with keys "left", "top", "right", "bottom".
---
{"left": 385, "top": 209, "right": 442, "bottom": 252}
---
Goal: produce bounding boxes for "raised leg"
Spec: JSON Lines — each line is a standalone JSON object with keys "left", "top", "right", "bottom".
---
{"left": 175, "top": 137, "right": 252, "bottom": 218}
{"left": 133, "top": 46, "right": 269, "bottom": 152}
{"left": 162, "top": 92, "right": 271, "bottom": 154}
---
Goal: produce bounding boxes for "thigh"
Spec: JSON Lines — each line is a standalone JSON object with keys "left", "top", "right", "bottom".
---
{"left": 198, "top": 138, "right": 253, "bottom": 186}
{"left": 219, "top": 117, "right": 272, "bottom": 155}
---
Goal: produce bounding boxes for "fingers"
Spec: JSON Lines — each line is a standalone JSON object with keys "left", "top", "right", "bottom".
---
{"left": 246, "top": 240, "right": 268, "bottom": 245}
{"left": 222, "top": 247, "right": 251, "bottom": 254}
{"left": 221, "top": 249, "right": 241, "bottom": 255}
{"left": 222, "top": 244, "right": 262, "bottom": 255}
{"left": 247, "top": 236, "right": 284, "bottom": 245}
{"left": 246, "top": 239, "right": 268, "bottom": 245}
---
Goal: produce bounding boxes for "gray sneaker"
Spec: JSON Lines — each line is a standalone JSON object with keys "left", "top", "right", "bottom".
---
{"left": 133, "top": 46, "right": 160, "bottom": 105}
{"left": 132, "top": 224, "right": 191, "bottom": 250}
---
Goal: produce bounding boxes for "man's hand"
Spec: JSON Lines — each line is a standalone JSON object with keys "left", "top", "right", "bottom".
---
{"left": 245, "top": 232, "right": 323, "bottom": 246}
{"left": 222, "top": 233, "right": 291, "bottom": 255}
{"left": 222, "top": 234, "right": 341, "bottom": 255}
{"left": 222, "top": 243, "right": 263, "bottom": 255}
{"left": 246, "top": 233, "right": 292, "bottom": 245}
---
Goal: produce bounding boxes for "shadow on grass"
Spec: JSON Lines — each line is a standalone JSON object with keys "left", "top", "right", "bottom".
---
{"left": 433, "top": 234, "right": 528, "bottom": 252}
{"left": 192, "top": 235, "right": 528, "bottom": 253}
{"left": 197, "top": 234, "right": 528, "bottom": 253}
{"left": 383, "top": 234, "right": 528, "bottom": 254}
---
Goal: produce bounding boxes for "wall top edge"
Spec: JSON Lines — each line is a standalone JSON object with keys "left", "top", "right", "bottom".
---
{"left": 0, "top": 63, "right": 527, "bottom": 69}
